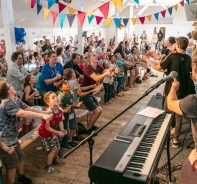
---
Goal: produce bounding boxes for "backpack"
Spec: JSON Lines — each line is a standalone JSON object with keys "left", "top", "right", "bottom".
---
{"left": 135, "top": 76, "right": 142, "bottom": 84}
{"left": 77, "top": 122, "right": 86, "bottom": 135}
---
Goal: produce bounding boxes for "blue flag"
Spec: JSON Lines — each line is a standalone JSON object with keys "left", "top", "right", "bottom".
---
{"left": 59, "top": 14, "right": 66, "bottom": 29}
{"left": 36, "top": 0, "right": 40, "bottom": 3}
{"left": 134, "top": 0, "right": 139, "bottom": 4}
{"left": 114, "top": 18, "right": 121, "bottom": 28}
{"left": 168, "top": 7, "right": 173, "bottom": 15}
{"left": 48, "top": 0, "right": 56, "bottom": 9}
{"left": 123, "top": 18, "right": 129, "bottom": 27}
{"left": 67, "top": 14, "right": 75, "bottom": 27}
{"left": 186, "top": 0, "right": 190, "bottom": 4}
{"left": 37, "top": 3, "right": 42, "bottom": 15}
{"left": 154, "top": 13, "right": 159, "bottom": 20}
{"left": 88, "top": 15, "right": 94, "bottom": 24}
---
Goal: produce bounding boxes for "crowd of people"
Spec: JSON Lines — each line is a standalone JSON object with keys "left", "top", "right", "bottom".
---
{"left": 0, "top": 29, "right": 197, "bottom": 184}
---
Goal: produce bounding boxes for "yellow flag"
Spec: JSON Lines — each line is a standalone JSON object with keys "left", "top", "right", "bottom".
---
{"left": 110, "top": 0, "right": 116, "bottom": 5}
{"left": 87, "top": 8, "right": 97, "bottom": 17}
{"left": 146, "top": 15, "right": 152, "bottom": 22}
{"left": 106, "top": 18, "right": 113, "bottom": 27}
{"left": 68, "top": 7, "right": 76, "bottom": 14}
{"left": 26, "top": 0, "right": 29, "bottom": 3}
{"left": 115, "top": 0, "right": 123, "bottom": 11}
{"left": 43, "top": 7, "right": 50, "bottom": 20}
{"left": 173, "top": 4, "right": 178, "bottom": 11}
{"left": 131, "top": 18, "right": 137, "bottom": 25}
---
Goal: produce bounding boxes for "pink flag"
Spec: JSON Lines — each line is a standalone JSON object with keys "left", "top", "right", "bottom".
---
{"left": 139, "top": 17, "right": 145, "bottom": 24}
{"left": 77, "top": 12, "right": 86, "bottom": 27}
{"left": 95, "top": 16, "right": 103, "bottom": 25}
{"left": 98, "top": 2, "right": 109, "bottom": 19}
{"left": 58, "top": 2, "right": 66, "bottom": 13}
{"left": 160, "top": 10, "right": 166, "bottom": 18}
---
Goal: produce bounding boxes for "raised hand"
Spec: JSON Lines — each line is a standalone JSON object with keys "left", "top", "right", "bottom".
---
{"left": 171, "top": 78, "right": 179, "bottom": 91}
{"left": 77, "top": 101, "right": 83, "bottom": 108}
{"left": 56, "top": 71, "right": 62, "bottom": 80}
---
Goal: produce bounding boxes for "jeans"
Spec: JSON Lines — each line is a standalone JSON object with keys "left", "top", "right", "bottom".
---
{"left": 116, "top": 77, "right": 124, "bottom": 93}
{"left": 61, "top": 118, "right": 70, "bottom": 148}
{"left": 103, "top": 83, "right": 110, "bottom": 103}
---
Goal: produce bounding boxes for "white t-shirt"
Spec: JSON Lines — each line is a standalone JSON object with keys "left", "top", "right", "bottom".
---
{"left": 103, "top": 69, "right": 110, "bottom": 84}
{"left": 68, "top": 79, "right": 80, "bottom": 105}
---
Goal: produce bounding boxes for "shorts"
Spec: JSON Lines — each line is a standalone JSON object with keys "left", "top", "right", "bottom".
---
{"left": 0, "top": 142, "right": 25, "bottom": 170}
{"left": 69, "top": 112, "right": 77, "bottom": 130}
{"left": 82, "top": 94, "right": 100, "bottom": 111}
{"left": 41, "top": 136, "right": 60, "bottom": 152}
{"left": 20, "top": 118, "right": 34, "bottom": 126}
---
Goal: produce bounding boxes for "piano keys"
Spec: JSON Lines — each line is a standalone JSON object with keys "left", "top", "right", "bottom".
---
{"left": 88, "top": 106, "right": 172, "bottom": 184}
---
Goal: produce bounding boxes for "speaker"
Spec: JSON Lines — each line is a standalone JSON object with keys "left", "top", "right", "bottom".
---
{"left": 82, "top": 31, "right": 87, "bottom": 38}
{"left": 63, "top": 0, "right": 72, "bottom": 3}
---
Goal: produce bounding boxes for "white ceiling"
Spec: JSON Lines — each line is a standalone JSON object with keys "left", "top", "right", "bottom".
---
{"left": 0, "top": 0, "right": 196, "bottom": 28}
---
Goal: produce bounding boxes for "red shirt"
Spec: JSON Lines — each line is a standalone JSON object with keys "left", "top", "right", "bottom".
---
{"left": 39, "top": 108, "right": 63, "bottom": 138}
{"left": 81, "top": 64, "right": 104, "bottom": 89}
{"left": 78, "top": 63, "right": 87, "bottom": 83}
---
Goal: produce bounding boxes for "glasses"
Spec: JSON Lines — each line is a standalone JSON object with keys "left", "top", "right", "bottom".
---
{"left": 8, "top": 84, "right": 12, "bottom": 90}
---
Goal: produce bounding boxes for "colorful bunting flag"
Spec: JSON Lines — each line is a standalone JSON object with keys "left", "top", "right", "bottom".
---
{"left": 139, "top": 17, "right": 145, "bottom": 24}
{"left": 168, "top": 7, "right": 173, "bottom": 15}
{"left": 58, "top": 2, "right": 66, "bottom": 13}
{"left": 87, "top": 9, "right": 97, "bottom": 17}
{"left": 186, "top": 0, "right": 190, "bottom": 4}
{"left": 154, "top": 12, "right": 159, "bottom": 20}
{"left": 59, "top": 13, "right": 66, "bottom": 29}
{"left": 51, "top": 11, "right": 58, "bottom": 25}
{"left": 48, "top": 0, "right": 56, "bottom": 9}
{"left": 43, "top": 7, "right": 50, "bottom": 20}
{"left": 113, "top": 18, "right": 121, "bottom": 28}
{"left": 111, "top": 0, "right": 123, "bottom": 11}
{"left": 26, "top": 0, "right": 29, "bottom": 3}
{"left": 37, "top": 3, "right": 42, "bottom": 15}
{"left": 95, "top": 16, "right": 103, "bottom": 25}
{"left": 146, "top": 15, "right": 152, "bottom": 22}
{"left": 36, "top": 0, "right": 40, "bottom": 3}
{"left": 31, "top": 0, "right": 36, "bottom": 8}
{"left": 68, "top": 7, "right": 76, "bottom": 14}
{"left": 105, "top": 18, "right": 113, "bottom": 27}
{"left": 134, "top": 0, "right": 139, "bottom": 4}
{"left": 179, "top": 0, "right": 184, "bottom": 6}
{"left": 67, "top": 14, "right": 75, "bottom": 27}
{"left": 131, "top": 18, "right": 137, "bottom": 25}
{"left": 77, "top": 12, "right": 86, "bottom": 28}
{"left": 123, "top": 18, "right": 129, "bottom": 27}
{"left": 173, "top": 4, "right": 178, "bottom": 11}
{"left": 98, "top": 2, "right": 109, "bottom": 19}
{"left": 160, "top": 10, "right": 166, "bottom": 18}
{"left": 88, "top": 15, "right": 94, "bottom": 24}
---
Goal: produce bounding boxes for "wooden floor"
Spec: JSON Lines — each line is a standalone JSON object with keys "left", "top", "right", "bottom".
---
{"left": 2, "top": 71, "right": 194, "bottom": 184}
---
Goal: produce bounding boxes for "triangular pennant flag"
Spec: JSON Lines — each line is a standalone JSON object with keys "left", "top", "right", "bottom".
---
{"left": 77, "top": 12, "right": 86, "bottom": 28}
{"left": 37, "top": 3, "right": 42, "bottom": 15}
{"left": 59, "top": 14, "right": 66, "bottom": 29}
{"left": 168, "top": 7, "right": 173, "bottom": 15}
{"left": 173, "top": 4, "right": 178, "bottom": 11}
{"left": 131, "top": 18, "right": 137, "bottom": 25}
{"left": 154, "top": 12, "right": 159, "bottom": 20}
{"left": 87, "top": 8, "right": 97, "bottom": 17}
{"left": 58, "top": 2, "right": 66, "bottom": 13}
{"left": 88, "top": 15, "right": 94, "bottom": 24}
{"left": 26, "top": 0, "right": 29, "bottom": 3}
{"left": 68, "top": 7, "right": 76, "bottom": 14}
{"left": 51, "top": 11, "right": 58, "bottom": 25}
{"left": 139, "top": 17, "right": 145, "bottom": 24}
{"left": 180, "top": 0, "right": 184, "bottom": 6}
{"left": 113, "top": 0, "right": 123, "bottom": 11}
{"left": 160, "top": 10, "right": 166, "bottom": 18}
{"left": 186, "top": 0, "right": 190, "bottom": 4}
{"left": 98, "top": 2, "right": 109, "bottom": 19}
{"left": 48, "top": 0, "right": 56, "bottom": 9}
{"left": 105, "top": 18, "right": 113, "bottom": 27}
{"left": 43, "top": 7, "right": 50, "bottom": 20}
{"left": 134, "top": 0, "right": 139, "bottom": 4}
{"left": 95, "top": 16, "right": 103, "bottom": 25}
{"left": 36, "top": 0, "right": 40, "bottom": 3}
{"left": 113, "top": 18, "right": 121, "bottom": 28}
{"left": 110, "top": 0, "right": 116, "bottom": 5}
{"left": 146, "top": 15, "right": 152, "bottom": 22}
{"left": 67, "top": 14, "right": 75, "bottom": 27}
{"left": 31, "top": 0, "right": 36, "bottom": 8}
{"left": 123, "top": 18, "right": 129, "bottom": 27}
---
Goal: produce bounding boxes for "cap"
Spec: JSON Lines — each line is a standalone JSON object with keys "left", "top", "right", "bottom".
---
{"left": 98, "top": 52, "right": 104, "bottom": 58}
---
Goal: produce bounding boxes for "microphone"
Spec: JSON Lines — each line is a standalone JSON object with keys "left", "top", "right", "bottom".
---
{"left": 152, "top": 71, "right": 178, "bottom": 88}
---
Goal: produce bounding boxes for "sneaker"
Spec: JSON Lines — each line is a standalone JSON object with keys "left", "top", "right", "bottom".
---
{"left": 91, "top": 125, "right": 99, "bottom": 131}
{"left": 116, "top": 93, "right": 123, "bottom": 97}
{"left": 18, "top": 175, "right": 32, "bottom": 184}
{"left": 68, "top": 140, "right": 78, "bottom": 147}
{"left": 62, "top": 145, "right": 74, "bottom": 150}
{"left": 53, "top": 158, "right": 65, "bottom": 165}
{"left": 58, "top": 151, "right": 64, "bottom": 158}
{"left": 72, "top": 135, "right": 84, "bottom": 141}
{"left": 171, "top": 139, "right": 179, "bottom": 148}
{"left": 84, "top": 129, "right": 98, "bottom": 136}
{"left": 44, "top": 165, "right": 60, "bottom": 174}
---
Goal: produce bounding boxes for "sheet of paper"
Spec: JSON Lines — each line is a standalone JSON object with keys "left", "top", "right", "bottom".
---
{"left": 137, "top": 106, "right": 165, "bottom": 118}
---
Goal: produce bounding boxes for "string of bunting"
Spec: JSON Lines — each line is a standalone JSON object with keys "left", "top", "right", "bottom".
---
{"left": 26, "top": 0, "right": 190, "bottom": 29}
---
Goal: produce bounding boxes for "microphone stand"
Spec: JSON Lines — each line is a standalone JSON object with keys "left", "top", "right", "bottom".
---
{"left": 62, "top": 80, "right": 172, "bottom": 184}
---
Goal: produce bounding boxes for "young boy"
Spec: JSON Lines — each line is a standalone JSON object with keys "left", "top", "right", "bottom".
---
{"left": 57, "top": 80, "right": 83, "bottom": 149}
{"left": 39, "top": 91, "right": 67, "bottom": 174}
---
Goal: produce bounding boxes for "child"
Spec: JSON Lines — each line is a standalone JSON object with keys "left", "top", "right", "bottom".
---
{"left": 57, "top": 80, "right": 83, "bottom": 148}
{"left": 21, "top": 75, "right": 42, "bottom": 134}
{"left": 39, "top": 91, "right": 66, "bottom": 174}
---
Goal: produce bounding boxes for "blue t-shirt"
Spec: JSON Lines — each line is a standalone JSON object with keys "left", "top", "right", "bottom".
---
{"left": 116, "top": 59, "right": 125, "bottom": 77}
{"left": 40, "top": 62, "right": 63, "bottom": 92}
